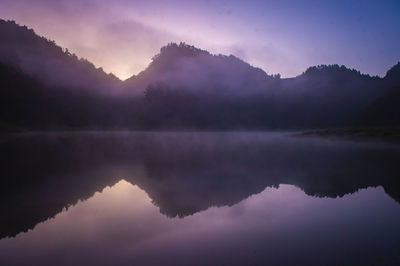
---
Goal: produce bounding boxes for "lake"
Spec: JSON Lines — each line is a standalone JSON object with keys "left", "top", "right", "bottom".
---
{"left": 0, "top": 132, "right": 399, "bottom": 265}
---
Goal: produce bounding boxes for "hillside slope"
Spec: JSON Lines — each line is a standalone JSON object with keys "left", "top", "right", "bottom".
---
{"left": 0, "top": 19, "right": 398, "bottom": 130}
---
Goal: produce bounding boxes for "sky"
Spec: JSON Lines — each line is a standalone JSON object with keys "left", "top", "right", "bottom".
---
{"left": 0, "top": 0, "right": 399, "bottom": 80}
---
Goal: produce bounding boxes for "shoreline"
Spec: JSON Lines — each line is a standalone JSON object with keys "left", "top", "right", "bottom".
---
{"left": 299, "top": 127, "right": 400, "bottom": 143}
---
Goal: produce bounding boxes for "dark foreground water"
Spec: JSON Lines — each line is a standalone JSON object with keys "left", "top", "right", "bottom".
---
{"left": 0, "top": 132, "right": 399, "bottom": 266}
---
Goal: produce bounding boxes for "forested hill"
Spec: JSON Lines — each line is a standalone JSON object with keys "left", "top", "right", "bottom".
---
{"left": 0, "top": 19, "right": 399, "bottom": 130}
{"left": 123, "top": 42, "right": 278, "bottom": 95}
{"left": 0, "top": 19, "right": 120, "bottom": 94}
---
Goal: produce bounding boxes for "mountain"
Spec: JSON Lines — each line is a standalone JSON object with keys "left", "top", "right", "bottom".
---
{"left": 124, "top": 42, "right": 278, "bottom": 96}
{"left": 0, "top": 19, "right": 121, "bottom": 94}
{"left": 271, "top": 65, "right": 384, "bottom": 127}
{"left": 130, "top": 61, "right": 385, "bottom": 128}
{"left": 0, "top": 60, "right": 124, "bottom": 130}
{"left": 0, "top": 19, "right": 141, "bottom": 129}
{"left": 0, "top": 19, "right": 399, "bottom": 130}
{"left": 122, "top": 42, "right": 391, "bottom": 128}
{"left": 356, "top": 62, "right": 400, "bottom": 126}
{"left": 383, "top": 61, "right": 400, "bottom": 86}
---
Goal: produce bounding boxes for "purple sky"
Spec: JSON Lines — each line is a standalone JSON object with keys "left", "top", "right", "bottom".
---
{"left": 0, "top": 0, "right": 399, "bottom": 80}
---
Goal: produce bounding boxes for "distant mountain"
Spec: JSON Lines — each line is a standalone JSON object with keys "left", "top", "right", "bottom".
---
{"left": 0, "top": 60, "right": 132, "bottom": 129}
{"left": 383, "top": 61, "right": 400, "bottom": 85}
{"left": 122, "top": 42, "right": 392, "bottom": 128}
{"left": 357, "top": 62, "right": 400, "bottom": 126}
{"left": 124, "top": 42, "right": 278, "bottom": 96}
{"left": 0, "top": 19, "right": 120, "bottom": 94}
{"left": 271, "top": 64, "right": 384, "bottom": 127}
{"left": 0, "top": 19, "right": 137, "bottom": 129}
{"left": 0, "top": 19, "right": 399, "bottom": 130}
{"left": 130, "top": 60, "right": 386, "bottom": 128}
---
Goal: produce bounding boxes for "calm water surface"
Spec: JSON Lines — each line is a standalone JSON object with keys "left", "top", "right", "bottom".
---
{"left": 0, "top": 132, "right": 399, "bottom": 266}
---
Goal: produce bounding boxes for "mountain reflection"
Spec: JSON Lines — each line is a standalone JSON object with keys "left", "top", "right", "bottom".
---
{"left": 1, "top": 179, "right": 399, "bottom": 266}
{"left": 0, "top": 132, "right": 399, "bottom": 239}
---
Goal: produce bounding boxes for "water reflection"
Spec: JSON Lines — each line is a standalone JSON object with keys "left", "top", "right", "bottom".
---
{"left": 1, "top": 180, "right": 399, "bottom": 266}
{"left": 0, "top": 132, "right": 399, "bottom": 265}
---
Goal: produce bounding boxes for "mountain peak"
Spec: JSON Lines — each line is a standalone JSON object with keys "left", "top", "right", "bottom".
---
{"left": 0, "top": 18, "right": 120, "bottom": 92}
{"left": 147, "top": 42, "right": 211, "bottom": 72}
{"left": 384, "top": 61, "right": 400, "bottom": 82}
{"left": 304, "top": 64, "right": 362, "bottom": 75}
{"left": 124, "top": 42, "right": 274, "bottom": 95}
{"left": 156, "top": 42, "right": 210, "bottom": 59}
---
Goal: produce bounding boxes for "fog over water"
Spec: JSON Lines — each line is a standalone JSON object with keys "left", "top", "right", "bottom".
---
{"left": 0, "top": 131, "right": 399, "bottom": 265}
